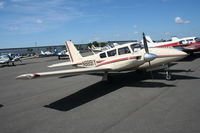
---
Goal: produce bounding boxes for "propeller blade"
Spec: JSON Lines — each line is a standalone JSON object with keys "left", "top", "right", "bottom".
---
{"left": 143, "top": 32, "right": 149, "bottom": 54}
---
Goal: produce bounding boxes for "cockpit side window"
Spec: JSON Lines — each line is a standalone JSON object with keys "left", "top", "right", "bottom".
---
{"left": 118, "top": 46, "right": 131, "bottom": 55}
{"left": 107, "top": 49, "right": 117, "bottom": 57}
{"left": 99, "top": 52, "right": 107, "bottom": 58}
{"left": 186, "top": 39, "right": 194, "bottom": 43}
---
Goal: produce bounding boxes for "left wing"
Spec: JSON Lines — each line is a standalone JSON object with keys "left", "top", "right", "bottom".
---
{"left": 16, "top": 67, "right": 110, "bottom": 80}
{"left": 48, "top": 61, "right": 76, "bottom": 68}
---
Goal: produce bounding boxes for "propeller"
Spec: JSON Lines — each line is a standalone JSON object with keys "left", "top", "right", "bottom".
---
{"left": 142, "top": 32, "right": 157, "bottom": 63}
{"left": 142, "top": 32, "right": 157, "bottom": 79}
{"left": 143, "top": 32, "right": 149, "bottom": 54}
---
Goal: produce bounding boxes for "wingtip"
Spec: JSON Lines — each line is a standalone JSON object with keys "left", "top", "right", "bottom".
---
{"left": 16, "top": 74, "right": 31, "bottom": 80}
{"left": 16, "top": 73, "right": 40, "bottom": 80}
{"left": 47, "top": 65, "right": 54, "bottom": 68}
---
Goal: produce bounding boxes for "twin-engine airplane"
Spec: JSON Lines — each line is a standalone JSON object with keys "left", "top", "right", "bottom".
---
{"left": 16, "top": 33, "right": 187, "bottom": 81}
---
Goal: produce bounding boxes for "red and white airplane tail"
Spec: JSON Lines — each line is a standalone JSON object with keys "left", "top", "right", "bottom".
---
{"left": 145, "top": 36, "right": 154, "bottom": 43}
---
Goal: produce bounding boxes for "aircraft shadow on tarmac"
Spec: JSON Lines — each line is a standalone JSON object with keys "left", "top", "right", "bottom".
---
{"left": 44, "top": 70, "right": 199, "bottom": 112}
{"left": 0, "top": 104, "right": 3, "bottom": 108}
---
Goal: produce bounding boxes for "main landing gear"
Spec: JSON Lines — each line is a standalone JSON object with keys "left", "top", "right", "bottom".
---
{"left": 102, "top": 71, "right": 108, "bottom": 81}
{"left": 102, "top": 71, "right": 112, "bottom": 83}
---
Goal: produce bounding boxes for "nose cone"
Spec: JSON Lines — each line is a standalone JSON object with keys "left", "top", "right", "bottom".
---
{"left": 144, "top": 53, "right": 157, "bottom": 62}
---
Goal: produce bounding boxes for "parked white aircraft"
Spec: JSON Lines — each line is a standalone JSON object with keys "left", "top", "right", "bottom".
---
{"left": 57, "top": 50, "right": 69, "bottom": 60}
{"left": 141, "top": 35, "right": 200, "bottom": 53}
{"left": 88, "top": 45, "right": 108, "bottom": 52}
{"left": 16, "top": 33, "right": 187, "bottom": 81}
{"left": 88, "top": 43, "right": 119, "bottom": 52}
{"left": 40, "top": 50, "right": 54, "bottom": 56}
{"left": 0, "top": 54, "right": 22, "bottom": 66}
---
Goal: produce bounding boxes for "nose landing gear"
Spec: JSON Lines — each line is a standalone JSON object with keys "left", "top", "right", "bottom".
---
{"left": 165, "top": 64, "right": 172, "bottom": 80}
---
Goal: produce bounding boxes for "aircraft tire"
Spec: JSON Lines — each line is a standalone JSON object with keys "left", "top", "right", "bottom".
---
{"left": 166, "top": 71, "right": 172, "bottom": 80}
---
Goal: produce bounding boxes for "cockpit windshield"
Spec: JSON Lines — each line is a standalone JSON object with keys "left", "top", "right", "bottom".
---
{"left": 195, "top": 37, "right": 200, "bottom": 42}
{"left": 130, "top": 43, "right": 142, "bottom": 52}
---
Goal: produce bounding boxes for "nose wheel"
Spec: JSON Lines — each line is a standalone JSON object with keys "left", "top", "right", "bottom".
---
{"left": 165, "top": 71, "right": 172, "bottom": 80}
{"left": 165, "top": 65, "right": 172, "bottom": 80}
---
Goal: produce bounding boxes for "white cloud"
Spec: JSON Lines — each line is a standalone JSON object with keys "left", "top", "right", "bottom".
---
{"left": 35, "top": 19, "right": 43, "bottom": 24}
{"left": 165, "top": 32, "right": 171, "bottom": 35}
{"left": 0, "top": 1, "right": 5, "bottom": 8}
{"left": 133, "top": 25, "right": 139, "bottom": 28}
{"left": 8, "top": 26, "right": 20, "bottom": 31}
{"left": 1, "top": 0, "right": 107, "bottom": 34}
{"left": 175, "top": 17, "right": 191, "bottom": 24}
{"left": 134, "top": 31, "right": 140, "bottom": 34}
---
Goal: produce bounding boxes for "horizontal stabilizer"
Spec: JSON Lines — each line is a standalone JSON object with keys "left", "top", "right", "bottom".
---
{"left": 16, "top": 67, "right": 110, "bottom": 80}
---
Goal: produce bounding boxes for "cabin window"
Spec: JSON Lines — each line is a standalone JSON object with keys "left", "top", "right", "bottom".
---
{"left": 99, "top": 52, "right": 106, "bottom": 58}
{"left": 186, "top": 39, "right": 194, "bottom": 43}
{"left": 181, "top": 40, "right": 187, "bottom": 44}
{"left": 130, "top": 44, "right": 141, "bottom": 52}
{"left": 118, "top": 46, "right": 131, "bottom": 55}
{"left": 107, "top": 49, "right": 117, "bottom": 57}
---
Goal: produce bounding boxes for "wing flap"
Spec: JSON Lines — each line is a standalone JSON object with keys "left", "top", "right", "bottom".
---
{"left": 16, "top": 67, "right": 110, "bottom": 80}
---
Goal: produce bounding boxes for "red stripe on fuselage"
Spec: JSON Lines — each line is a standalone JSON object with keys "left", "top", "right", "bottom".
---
{"left": 155, "top": 42, "right": 180, "bottom": 48}
{"left": 96, "top": 60, "right": 105, "bottom": 63}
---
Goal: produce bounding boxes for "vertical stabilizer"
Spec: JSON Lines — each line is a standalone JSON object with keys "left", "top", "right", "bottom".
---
{"left": 145, "top": 36, "right": 153, "bottom": 43}
{"left": 65, "top": 41, "right": 83, "bottom": 62}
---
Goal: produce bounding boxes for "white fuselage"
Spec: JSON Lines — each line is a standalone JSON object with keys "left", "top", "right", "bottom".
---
{"left": 75, "top": 42, "right": 187, "bottom": 71}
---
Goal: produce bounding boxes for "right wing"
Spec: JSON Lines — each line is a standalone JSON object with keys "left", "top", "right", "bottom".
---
{"left": 16, "top": 67, "right": 110, "bottom": 80}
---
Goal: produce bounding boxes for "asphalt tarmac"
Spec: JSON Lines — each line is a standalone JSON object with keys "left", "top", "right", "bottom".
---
{"left": 0, "top": 53, "right": 200, "bottom": 133}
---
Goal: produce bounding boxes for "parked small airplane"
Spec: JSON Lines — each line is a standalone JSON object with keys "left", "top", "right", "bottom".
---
{"left": 88, "top": 43, "right": 120, "bottom": 53}
{"left": 0, "top": 54, "right": 22, "bottom": 66}
{"left": 40, "top": 50, "right": 54, "bottom": 56}
{"left": 88, "top": 45, "right": 109, "bottom": 52}
{"left": 56, "top": 50, "right": 69, "bottom": 60}
{"left": 142, "top": 35, "right": 200, "bottom": 54}
{"left": 16, "top": 33, "right": 187, "bottom": 81}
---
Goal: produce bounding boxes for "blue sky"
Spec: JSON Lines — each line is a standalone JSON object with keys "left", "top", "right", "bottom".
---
{"left": 0, "top": 0, "right": 200, "bottom": 48}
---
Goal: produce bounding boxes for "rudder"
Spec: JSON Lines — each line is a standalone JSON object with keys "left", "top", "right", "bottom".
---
{"left": 65, "top": 41, "right": 83, "bottom": 63}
